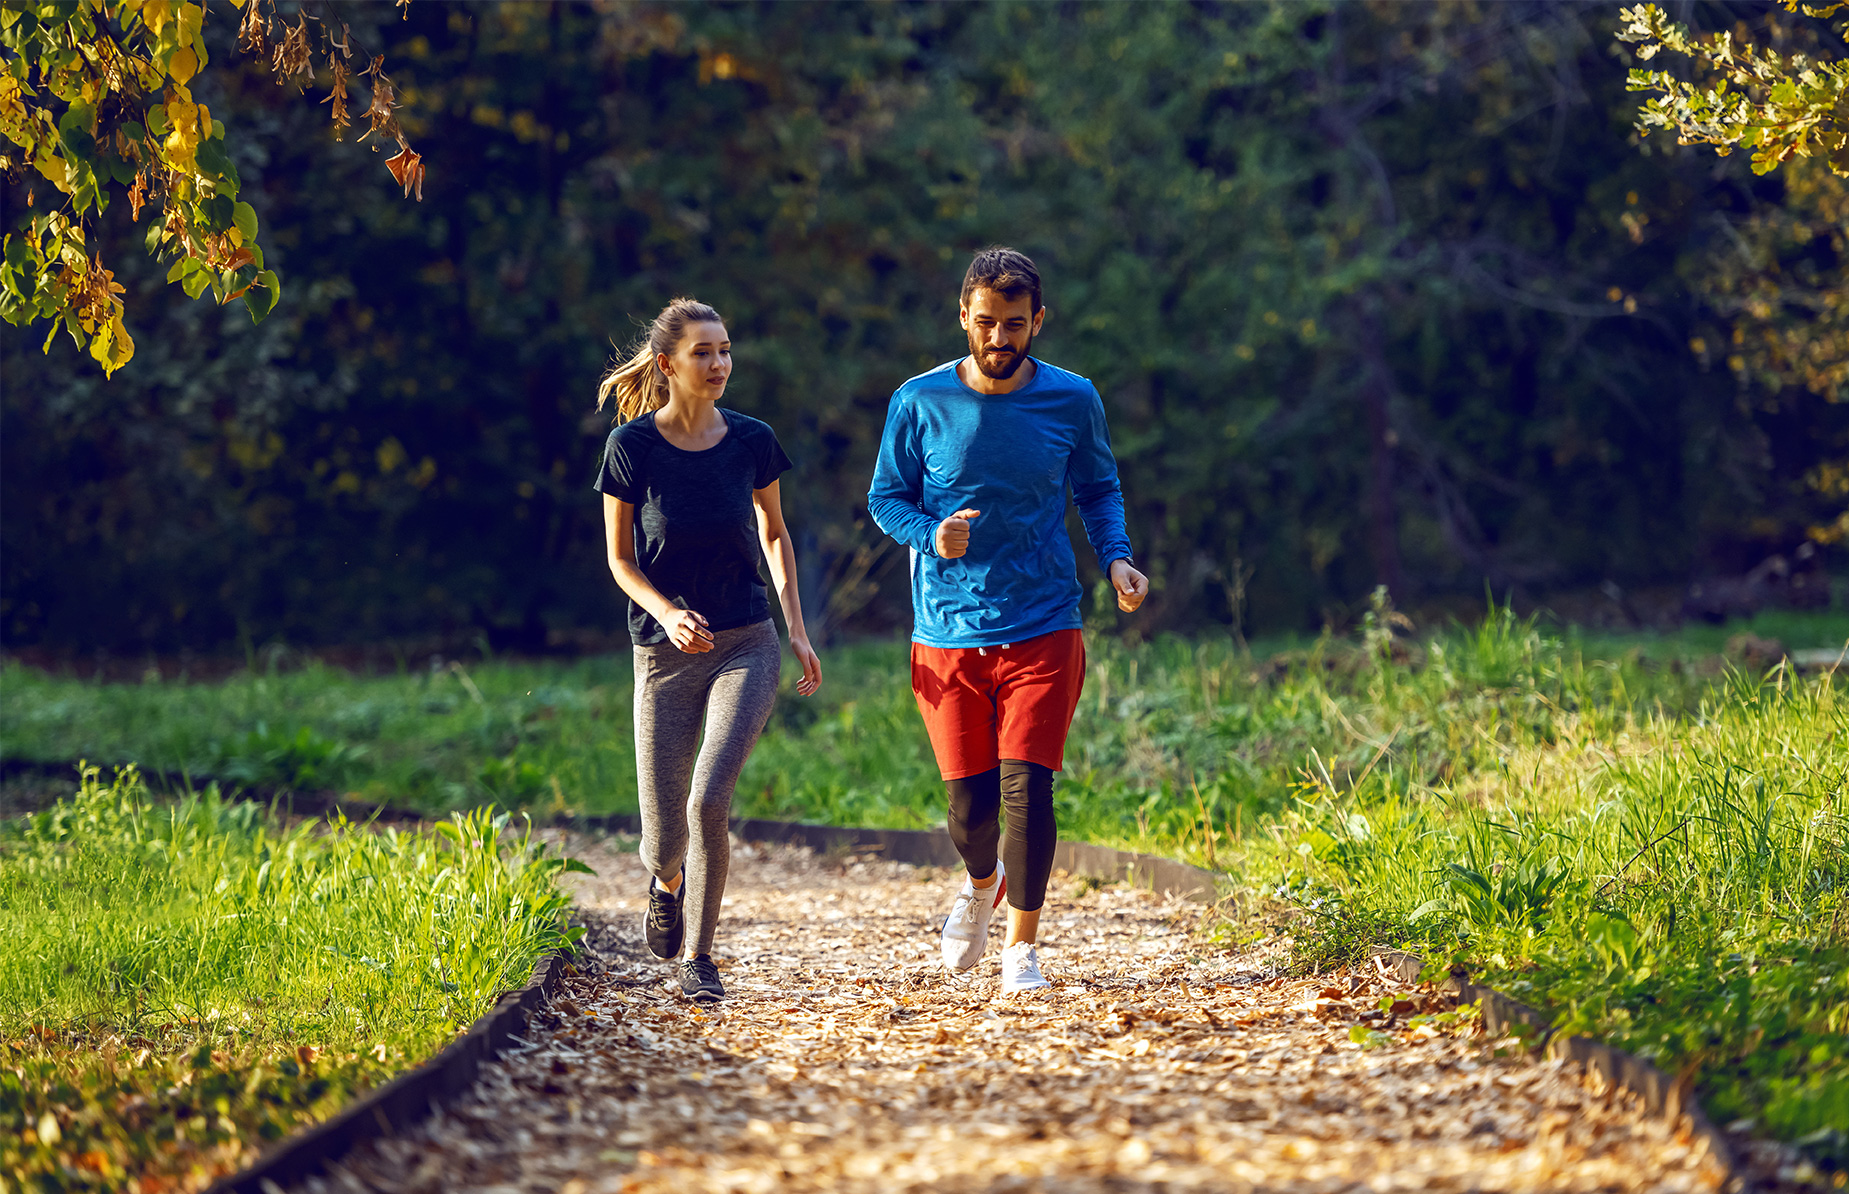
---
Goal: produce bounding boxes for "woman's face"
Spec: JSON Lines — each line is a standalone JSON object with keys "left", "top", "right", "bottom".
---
{"left": 659, "top": 320, "right": 731, "bottom": 401}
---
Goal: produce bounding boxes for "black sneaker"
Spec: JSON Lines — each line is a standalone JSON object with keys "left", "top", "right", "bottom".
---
{"left": 644, "top": 872, "right": 684, "bottom": 960}
{"left": 679, "top": 954, "right": 724, "bottom": 1002}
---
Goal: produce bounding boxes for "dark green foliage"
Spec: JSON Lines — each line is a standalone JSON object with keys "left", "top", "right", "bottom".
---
{"left": 3, "top": 1, "right": 1844, "bottom": 652}
{"left": 215, "top": 722, "right": 366, "bottom": 789}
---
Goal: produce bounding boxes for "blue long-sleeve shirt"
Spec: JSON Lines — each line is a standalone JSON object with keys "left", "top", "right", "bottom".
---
{"left": 867, "top": 358, "right": 1133, "bottom": 648}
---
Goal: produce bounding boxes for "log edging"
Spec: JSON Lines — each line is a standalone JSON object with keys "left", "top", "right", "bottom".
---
{"left": 1371, "top": 948, "right": 1736, "bottom": 1189}
{"left": 201, "top": 949, "right": 573, "bottom": 1194}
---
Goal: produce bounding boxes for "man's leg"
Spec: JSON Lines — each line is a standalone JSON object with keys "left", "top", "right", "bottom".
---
{"left": 991, "top": 630, "right": 1084, "bottom": 991}
{"left": 999, "top": 760, "right": 1056, "bottom": 947}
{"left": 912, "top": 640, "right": 1009, "bottom": 970}
{"left": 938, "top": 767, "right": 1010, "bottom": 970}
{"left": 946, "top": 767, "right": 1002, "bottom": 883}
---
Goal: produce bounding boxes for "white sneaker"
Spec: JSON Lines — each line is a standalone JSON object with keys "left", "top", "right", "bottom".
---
{"left": 940, "top": 863, "right": 1006, "bottom": 972}
{"left": 1000, "top": 941, "right": 1051, "bottom": 994}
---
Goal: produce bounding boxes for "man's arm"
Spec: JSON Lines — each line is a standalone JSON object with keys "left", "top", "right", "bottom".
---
{"left": 867, "top": 396, "right": 942, "bottom": 556}
{"left": 1068, "top": 387, "right": 1133, "bottom": 568}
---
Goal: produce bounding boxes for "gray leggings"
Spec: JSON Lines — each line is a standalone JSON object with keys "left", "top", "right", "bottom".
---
{"left": 634, "top": 619, "right": 781, "bottom": 957}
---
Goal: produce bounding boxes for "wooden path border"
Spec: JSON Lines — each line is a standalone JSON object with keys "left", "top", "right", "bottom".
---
{"left": 1372, "top": 948, "right": 1736, "bottom": 1188}
{"left": 201, "top": 950, "right": 573, "bottom": 1194}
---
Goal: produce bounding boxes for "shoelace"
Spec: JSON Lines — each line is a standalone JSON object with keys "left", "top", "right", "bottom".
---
{"left": 682, "top": 955, "right": 720, "bottom": 986}
{"left": 647, "top": 883, "right": 678, "bottom": 931}
{"left": 958, "top": 883, "right": 987, "bottom": 924}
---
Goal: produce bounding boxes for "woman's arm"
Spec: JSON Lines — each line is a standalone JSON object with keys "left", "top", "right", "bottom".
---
{"left": 751, "top": 479, "right": 822, "bottom": 696}
{"left": 603, "top": 493, "right": 714, "bottom": 653}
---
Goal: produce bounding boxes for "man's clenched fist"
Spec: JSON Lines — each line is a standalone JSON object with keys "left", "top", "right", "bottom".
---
{"left": 935, "top": 508, "right": 982, "bottom": 559}
{"left": 1110, "top": 558, "right": 1148, "bottom": 612}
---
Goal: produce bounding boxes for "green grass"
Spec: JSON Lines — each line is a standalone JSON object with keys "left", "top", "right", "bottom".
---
{"left": 3, "top": 603, "right": 1847, "bottom": 1172}
{"left": 10, "top": 607, "right": 1840, "bottom": 850}
{"left": 0, "top": 767, "right": 583, "bottom": 1192}
{"left": 1232, "top": 615, "right": 1849, "bottom": 1174}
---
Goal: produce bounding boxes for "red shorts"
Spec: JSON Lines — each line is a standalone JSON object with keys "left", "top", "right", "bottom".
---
{"left": 909, "top": 629, "right": 1085, "bottom": 780}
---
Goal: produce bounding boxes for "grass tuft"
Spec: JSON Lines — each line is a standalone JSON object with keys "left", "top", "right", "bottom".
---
{"left": 0, "top": 765, "right": 583, "bottom": 1192}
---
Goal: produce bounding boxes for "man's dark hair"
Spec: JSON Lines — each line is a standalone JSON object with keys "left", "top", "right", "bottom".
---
{"left": 961, "top": 246, "right": 1042, "bottom": 314}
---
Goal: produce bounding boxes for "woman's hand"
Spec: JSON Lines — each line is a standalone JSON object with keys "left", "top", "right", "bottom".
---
{"left": 663, "top": 607, "right": 715, "bottom": 652}
{"left": 790, "top": 634, "right": 822, "bottom": 696}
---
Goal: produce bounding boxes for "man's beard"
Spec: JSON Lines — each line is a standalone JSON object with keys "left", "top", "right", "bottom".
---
{"left": 968, "top": 329, "right": 1034, "bottom": 380}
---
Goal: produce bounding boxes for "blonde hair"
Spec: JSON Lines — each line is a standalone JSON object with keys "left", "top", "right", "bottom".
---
{"left": 596, "top": 298, "right": 725, "bottom": 422}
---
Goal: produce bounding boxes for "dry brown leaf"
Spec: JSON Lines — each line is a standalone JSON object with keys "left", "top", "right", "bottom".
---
{"left": 321, "top": 55, "right": 351, "bottom": 141}
{"left": 358, "top": 56, "right": 397, "bottom": 144}
{"left": 237, "top": 0, "right": 270, "bottom": 58}
{"left": 271, "top": 14, "right": 312, "bottom": 90}
{"left": 383, "top": 145, "right": 423, "bottom": 201}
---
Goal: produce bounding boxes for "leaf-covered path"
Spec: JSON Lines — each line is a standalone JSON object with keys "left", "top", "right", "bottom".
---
{"left": 302, "top": 835, "right": 1723, "bottom": 1194}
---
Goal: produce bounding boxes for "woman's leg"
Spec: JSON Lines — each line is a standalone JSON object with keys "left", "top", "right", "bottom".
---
{"left": 682, "top": 622, "right": 782, "bottom": 957}
{"left": 634, "top": 645, "right": 706, "bottom": 887}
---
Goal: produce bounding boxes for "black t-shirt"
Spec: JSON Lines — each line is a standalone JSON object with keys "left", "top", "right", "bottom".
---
{"left": 593, "top": 408, "right": 793, "bottom": 646}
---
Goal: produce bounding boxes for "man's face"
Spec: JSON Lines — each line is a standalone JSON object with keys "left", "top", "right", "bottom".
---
{"left": 960, "top": 288, "right": 1045, "bottom": 380}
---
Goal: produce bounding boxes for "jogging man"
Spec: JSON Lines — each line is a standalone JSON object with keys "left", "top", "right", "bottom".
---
{"left": 868, "top": 246, "right": 1147, "bottom": 994}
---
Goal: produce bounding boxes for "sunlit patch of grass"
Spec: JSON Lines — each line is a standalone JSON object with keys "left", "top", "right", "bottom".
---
{"left": 1263, "top": 662, "right": 1848, "bottom": 1174}
{"left": 0, "top": 767, "right": 585, "bottom": 1192}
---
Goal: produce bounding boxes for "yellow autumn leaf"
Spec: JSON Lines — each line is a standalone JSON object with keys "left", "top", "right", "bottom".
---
{"left": 162, "top": 86, "right": 200, "bottom": 173}
{"left": 142, "top": 0, "right": 172, "bottom": 36}
{"left": 0, "top": 76, "right": 29, "bottom": 148}
{"left": 168, "top": 46, "right": 198, "bottom": 85}
{"left": 163, "top": 128, "right": 196, "bottom": 173}
{"left": 34, "top": 152, "right": 73, "bottom": 193}
{"left": 176, "top": 3, "right": 203, "bottom": 48}
{"left": 90, "top": 315, "right": 135, "bottom": 375}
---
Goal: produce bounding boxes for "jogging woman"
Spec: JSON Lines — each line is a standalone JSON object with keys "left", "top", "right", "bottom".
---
{"left": 595, "top": 297, "right": 823, "bottom": 1001}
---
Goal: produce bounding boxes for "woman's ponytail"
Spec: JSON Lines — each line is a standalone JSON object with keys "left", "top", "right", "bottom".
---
{"left": 597, "top": 297, "right": 724, "bottom": 422}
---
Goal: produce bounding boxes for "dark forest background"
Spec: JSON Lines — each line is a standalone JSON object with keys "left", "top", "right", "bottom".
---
{"left": 4, "top": 0, "right": 1846, "bottom": 655}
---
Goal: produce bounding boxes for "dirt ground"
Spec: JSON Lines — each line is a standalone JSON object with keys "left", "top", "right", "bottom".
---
{"left": 299, "top": 834, "right": 1727, "bottom": 1194}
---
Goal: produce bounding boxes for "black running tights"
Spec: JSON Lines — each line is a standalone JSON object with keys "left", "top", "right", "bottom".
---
{"left": 945, "top": 761, "right": 1055, "bottom": 912}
